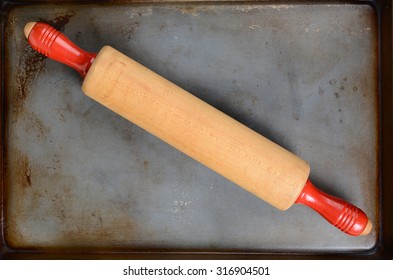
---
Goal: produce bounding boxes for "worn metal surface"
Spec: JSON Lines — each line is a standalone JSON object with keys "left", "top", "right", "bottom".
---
{"left": 3, "top": 3, "right": 378, "bottom": 252}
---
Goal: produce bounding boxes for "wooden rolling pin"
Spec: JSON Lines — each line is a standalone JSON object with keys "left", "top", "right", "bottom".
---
{"left": 24, "top": 22, "right": 372, "bottom": 236}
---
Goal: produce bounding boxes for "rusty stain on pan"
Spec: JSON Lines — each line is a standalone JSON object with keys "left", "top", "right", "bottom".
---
{"left": 13, "top": 47, "right": 45, "bottom": 118}
{"left": 38, "top": 10, "right": 76, "bottom": 31}
{"left": 14, "top": 153, "right": 32, "bottom": 190}
{"left": 12, "top": 10, "right": 76, "bottom": 119}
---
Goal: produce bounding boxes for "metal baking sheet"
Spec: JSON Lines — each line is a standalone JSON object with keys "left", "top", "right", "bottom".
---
{"left": 0, "top": 1, "right": 385, "bottom": 257}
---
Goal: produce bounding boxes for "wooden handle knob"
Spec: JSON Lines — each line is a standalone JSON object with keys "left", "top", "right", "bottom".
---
{"left": 296, "top": 180, "right": 372, "bottom": 236}
{"left": 24, "top": 22, "right": 96, "bottom": 77}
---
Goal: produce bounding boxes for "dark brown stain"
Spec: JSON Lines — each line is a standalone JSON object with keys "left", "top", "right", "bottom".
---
{"left": 181, "top": 6, "right": 197, "bottom": 14}
{"left": 143, "top": 160, "right": 149, "bottom": 170}
{"left": 13, "top": 48, "right": 46, "bottom": 118}
{"left": 30, "top": 113, "right": 50, "bottom": 139}
{"left": 38, "top": 9, "right": 76, "bottom": 32}
{"left": 13, "top": 10, "right": 76, "bottom": 119}
{"left": 15, "top": 154, "right": 32, "bottom": 189}
{"left": 59, "top": 214, "right": 139, "bottom": 246}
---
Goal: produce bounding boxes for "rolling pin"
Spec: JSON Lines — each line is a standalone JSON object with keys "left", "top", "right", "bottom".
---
{"left": 24, "top": 22, "right": 372, "bottom": 236}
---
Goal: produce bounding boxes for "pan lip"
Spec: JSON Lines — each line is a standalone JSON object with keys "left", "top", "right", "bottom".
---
{"left": 0, "top": 244, "right": 388, "bottom": 260}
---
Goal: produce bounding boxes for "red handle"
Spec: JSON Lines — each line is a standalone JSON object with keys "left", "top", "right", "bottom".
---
{"left": 296, "top": 180, "right": 372, "bottom": 236}
{"left": 24, "top": 22, "right": 96, "bottom": 77}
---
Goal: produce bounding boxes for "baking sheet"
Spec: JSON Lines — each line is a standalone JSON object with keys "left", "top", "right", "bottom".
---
{"left": 2, "top": 2, "right": 379, "bottom": 253}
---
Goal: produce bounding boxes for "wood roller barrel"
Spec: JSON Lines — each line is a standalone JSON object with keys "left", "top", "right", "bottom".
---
{"left": 24, "top": 22, "right": 372, "bottom": 236}
{"left": 83, "top": 46, "right": 310, "bottom": 211}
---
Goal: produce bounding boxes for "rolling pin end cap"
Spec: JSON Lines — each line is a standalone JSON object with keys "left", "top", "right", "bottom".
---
{"left": 360, "top": 220, "right": 372, "bottom": 236}
{"left": 24, "top": 22, "right": 37, "bottom": 39}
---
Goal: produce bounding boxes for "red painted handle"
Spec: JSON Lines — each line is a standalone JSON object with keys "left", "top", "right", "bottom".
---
{"left": 296, "top": 180, "right": 372, "bottom": 236}
{"left": 24, "top": 22, "right": 96, "bottom": 77}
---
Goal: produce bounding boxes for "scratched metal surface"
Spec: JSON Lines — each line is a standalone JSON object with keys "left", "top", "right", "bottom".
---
{"left": 3, "top": 3, "right": 378, "bottom": 252}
